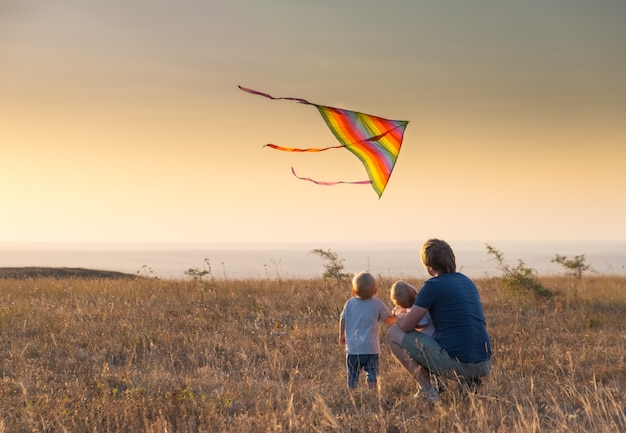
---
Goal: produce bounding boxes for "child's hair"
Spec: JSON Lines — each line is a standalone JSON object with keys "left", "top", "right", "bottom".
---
{"left": 352, "top": 271, "right": 376, "bottom": 299}
{"left": 390, "top": 280, "right": 417, "bottom": 308}
{"left": 421, "top": 238, "right": 456, "bottom": 274}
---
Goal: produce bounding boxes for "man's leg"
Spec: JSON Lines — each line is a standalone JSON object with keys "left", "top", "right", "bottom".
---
{"left": 387, "top": 325, "right": 432, "bottom": 390}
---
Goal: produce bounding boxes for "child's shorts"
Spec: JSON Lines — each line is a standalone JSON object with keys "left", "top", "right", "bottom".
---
{"left": 346, "top": 354, "right": 379, "bottom": 389}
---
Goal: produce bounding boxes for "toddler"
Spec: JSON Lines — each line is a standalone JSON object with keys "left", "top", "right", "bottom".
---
{"left": 390, "top": 280, "right": 435, "bottom": 337}
{"left": 339, "top": 272, "right": 396, "bottom": 391}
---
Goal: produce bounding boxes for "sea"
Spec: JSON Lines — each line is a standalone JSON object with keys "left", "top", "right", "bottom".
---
{"left": 0, "top": 241, "right": 624, "bottom": 280}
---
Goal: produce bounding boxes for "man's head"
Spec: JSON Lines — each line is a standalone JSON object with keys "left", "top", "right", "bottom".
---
{"left": 421, "top": 238, "right": 456, "bottom": 275}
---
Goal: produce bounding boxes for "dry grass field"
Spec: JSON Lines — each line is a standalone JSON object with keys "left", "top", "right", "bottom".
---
{"left": 0, "top": 273, "right": 624, "bottom": 432}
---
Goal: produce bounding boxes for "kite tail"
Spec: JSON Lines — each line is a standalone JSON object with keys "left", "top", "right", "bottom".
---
{"left": 264, "top": 144, "right": 345, "bottom": 152}
{"left": 238, "top": 85, "right": 311, "bottom": 105}
{"left": 291, "top": 167, "right": 371, "bottom": 186}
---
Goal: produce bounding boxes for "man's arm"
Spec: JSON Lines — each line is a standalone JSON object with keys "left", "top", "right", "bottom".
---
{"left": 397, "top": 305, "right": 428, "bottom": 332}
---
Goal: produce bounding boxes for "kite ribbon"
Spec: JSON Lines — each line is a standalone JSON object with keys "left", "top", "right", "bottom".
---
{"left": 291, "top": 167, "right": 372, "bottom": 186}
{"left": 264, "top": 144, "right": 345, "bottom": 152}
{"left": 238, "top": 85, "right": 311, "bottom": 105}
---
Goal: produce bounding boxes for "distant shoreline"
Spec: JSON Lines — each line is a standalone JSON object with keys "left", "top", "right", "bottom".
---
{"left": 1, "top": 240, "right": 624, "bottom": 279}
{"left": 2, "top": 239, "right": 625, "bottom": 251}
{"left": 0, "top": 267, "right": 137, "bottom": 279}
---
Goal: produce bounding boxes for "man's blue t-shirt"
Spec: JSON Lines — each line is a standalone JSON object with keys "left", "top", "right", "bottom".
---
{"left": 415, "top": 273, "right": 492, "bottom": 363}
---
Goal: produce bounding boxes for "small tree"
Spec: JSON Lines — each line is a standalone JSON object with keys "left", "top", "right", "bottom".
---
{"left": 552, "top": 254, "right": 593, "bottom": 279}
{"left": 185, "top": 258, "right": 216, "bottom": 290}
{"left": 486, "top": 244, "right": 555, "bottom": 300}
{"left": 309, "top": 248, "right": 352, "bottom": 285}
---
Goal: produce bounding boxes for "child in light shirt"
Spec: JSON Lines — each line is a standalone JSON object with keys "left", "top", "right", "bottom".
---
{"left": 339, "top": 272, "right": 396, "bottom": 391}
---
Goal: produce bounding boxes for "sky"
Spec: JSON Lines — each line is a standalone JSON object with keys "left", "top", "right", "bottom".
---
{"left": 1, "top": 0, "right": 625, "bottom": 247}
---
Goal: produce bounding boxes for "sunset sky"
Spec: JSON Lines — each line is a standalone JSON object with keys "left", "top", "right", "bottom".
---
{"left": 2, "top": 0, "right": 625, "bottom": 246}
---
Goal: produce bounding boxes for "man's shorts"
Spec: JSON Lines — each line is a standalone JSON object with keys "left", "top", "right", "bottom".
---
{"left": 401, "top": 330, "right": 491, "bottom": 379}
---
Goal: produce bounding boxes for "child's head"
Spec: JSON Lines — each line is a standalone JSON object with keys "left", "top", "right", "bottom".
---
{"left": 390, "top": 280, "right": 417, "bottom": 308}
{"left": 420, "top": 238, "right": 456, "bottom": 275}
{"left": 351, "top": 271, "right": 377, "bottom": 299}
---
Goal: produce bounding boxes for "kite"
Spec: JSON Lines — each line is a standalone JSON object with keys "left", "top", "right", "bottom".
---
{"left": 239, "top": 85, "right": 408, "bottom": 198}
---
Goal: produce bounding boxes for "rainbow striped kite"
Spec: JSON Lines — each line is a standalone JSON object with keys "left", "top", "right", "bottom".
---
{"left": 239, "top": 85, "right": 408, "bottom": 198}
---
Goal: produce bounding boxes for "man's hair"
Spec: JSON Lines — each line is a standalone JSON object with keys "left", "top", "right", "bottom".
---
{"left": 421, "top": 238, "right": 456, "bottom": 274}
{"left": 352, "top": 271, "right": 376, "bottom": 299}
{"left": 390, "top": 280, "right": 417, "bottom": 308}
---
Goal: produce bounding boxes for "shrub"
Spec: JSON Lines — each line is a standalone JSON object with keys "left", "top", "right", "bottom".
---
{"left": 552, "top": 253, "right": 594, "bottom": 279}
{"left": 309, "top": 248, "right": 352, "bottom": 285}
{"left": 485, "top": 244, "right": 555, "bottom": 300}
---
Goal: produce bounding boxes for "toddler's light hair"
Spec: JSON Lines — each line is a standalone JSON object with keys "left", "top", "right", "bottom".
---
{"left": 352, "top": 271, "right": 376, "bottom": 299}
{"left": 390, "top": 280, "right": 417, "bottom": 308}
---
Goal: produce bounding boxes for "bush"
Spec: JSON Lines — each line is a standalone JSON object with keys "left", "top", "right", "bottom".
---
{"left": 485, "top": 244, "right": 555, "bottom": 300}
{"left": 552, "top": 253, "right": 594, "bottom": 279}
{"left": 309, "top": 248, "right": 352, "bottom": 285}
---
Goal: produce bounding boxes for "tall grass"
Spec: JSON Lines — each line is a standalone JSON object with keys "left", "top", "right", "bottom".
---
{"left": 0, "top": 275, "right": 624, "bottom": 432}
